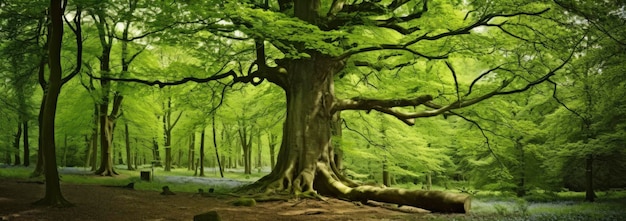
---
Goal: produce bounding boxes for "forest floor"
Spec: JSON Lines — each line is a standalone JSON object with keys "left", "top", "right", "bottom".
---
{"left": 0, "top": 178, "right": 442, "bottom": 221}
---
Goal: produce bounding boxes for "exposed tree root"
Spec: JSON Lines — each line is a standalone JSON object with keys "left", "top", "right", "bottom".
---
{"left": 94, "top": 168, "right": 118, "bottom": 176}
{"left": 32, "top": 196, "right": 73, "bottom": 208}
{"left": 366, "top": 201, "right": 429, "bottom": 213}
{"left": 315, "top": 163, "right": 470, "bottom": 213}
{"left": 239, "top": 160, "right": 470, "bottom": 213}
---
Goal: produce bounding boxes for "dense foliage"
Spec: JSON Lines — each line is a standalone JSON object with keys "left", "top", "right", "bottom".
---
{"left": 1, "top": 0, "right": 625, "bottom": 207}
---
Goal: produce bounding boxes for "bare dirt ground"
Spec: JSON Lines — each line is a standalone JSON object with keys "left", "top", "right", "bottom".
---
{"left": 0, "top": 179, "right": 434, "bottom": 221}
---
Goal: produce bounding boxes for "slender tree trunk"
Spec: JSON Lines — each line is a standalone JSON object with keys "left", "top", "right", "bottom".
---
{"left": 152, "top": 137, "right": 161, "bottom": 166}
{"left": 382, "top": 159, "right": 390, "bottom": 187}
{"left": 34, "top": 0, "right": 70, "bottom": 205}
{"left": 516, "top": 138, "right": 526, "bottom": 197}
{"left": 188, "top": 133, "right": 195, "bottom": 170}
{"left": 4, "top": 149, "right": 9, "bottom": 165}
{"left": 163, "top": 114, "right": 171, "bottom": 171}
{"left": 268, "top": 133, "right": 277, "bottom": 170}
{"left": 23, "top": 121, "right": 29, "bottom": 167}
{"left": 212, "top": 115, "right": 223, "bottom": 177}
{"left": 134, "top": 146, "right": 138, "bottom": 169}
{"left": 84, "top": 135, "right": 91, "bottom": 167}
{"left": 93, "top": 7, "right": 122, "bottom": 176}
{"left": 13, "top": 122, "right": 22, "bottom": 165}
{"left": 32, "top": 93, "right": 45, "bottom": 176}
{"left": 125, "top": 123, "right": 133, "bottom": 170}
{"left": 256, "top": 132, "right": 262, "bottom": 169}
{"left": 238, "top": 125, "right": 252, "bottom": 174}
{"left": 4, "top": 136, "right": 10, "bottom": 165}
{"left": 62, "top": 135, "right": 68, "bottom": 167}
{"left": 89, "top": 105, "right": 98, "bottom": 171}
{"left": 178, "top": 148, "right": 183, "bottom": 167}
{"left": 426, "top": 172, "right": 432, "bottom": 190}
{"left": 32, "top": 36, "right": 47, "bottom": 177}
{"left": 199, "top": 128, "right": 205, "bottom": 177}
{"left": 585, "top": 154, "right": 596, "bottom": 202}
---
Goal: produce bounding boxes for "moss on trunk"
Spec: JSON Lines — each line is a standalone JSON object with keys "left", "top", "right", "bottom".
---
{"left": 240, "top": 54, "right": 470, "bottom": 213}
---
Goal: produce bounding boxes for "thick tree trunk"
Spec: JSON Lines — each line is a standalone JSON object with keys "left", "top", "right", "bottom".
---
{"left": 13, "top": 122, "right": 22, "bottom": 166}
{"left": 22, "top": 121, "right": 29, "bottom": 167}
{"left": 34, "top": 0, "right": 70, "bottom": 206}
{"left": 243, "top": 53, "right": 470, "bottom": 213}
{"left": 96, "top": 114, "right": 117, "bottom": 176}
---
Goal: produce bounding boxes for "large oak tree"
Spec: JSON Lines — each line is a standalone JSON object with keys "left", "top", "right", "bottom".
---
{"left": 100, "top": 0, "right": 580, "bottom": 213}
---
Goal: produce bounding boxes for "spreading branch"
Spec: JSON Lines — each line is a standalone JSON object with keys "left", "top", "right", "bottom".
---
{"left": 252, "top": 39, "right": 288, "bottom": 89}
{"left": 336, "top": 43, "right": 449, "bottom": 61}
{"left": 61, "top": 7, "right": 82, "bottom": 85}
{"left": 547, "top": 79, "right": 587, "bottom": 122}
{"left": 326, "top": 0, "right": 427, "bottom": 34}
{"left": 86, "top": 70, "right": 237, "bottom": 88}
{"left": 446, "top": 111, "right": 506, "bottom": 169}
{"left": 333, "top": 95, "right": 434, "bottom": 113}
{"left": 445, "top": 61, "right": 460, "bottom": 103}
{"left": 338, "top": 35, "right": 578, "bottom": 126}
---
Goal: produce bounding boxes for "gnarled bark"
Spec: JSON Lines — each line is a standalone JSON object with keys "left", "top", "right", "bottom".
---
{"left": 241, "top": 53, "right": 470, "bottom": 213}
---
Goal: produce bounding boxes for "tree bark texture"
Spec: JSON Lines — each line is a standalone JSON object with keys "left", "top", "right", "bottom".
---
{"left": 22, "top": 121, "right": 29, "bottom": 166}
{"left": 268, "top": 133, "right": 277, "bottom": 169}
{"left": 244, "top": 52, "right": 470, "bottom": 212}
{"left": 188, "top": 133, "right": 195, "bottom": 170}
{"left": 163, "top": 114, "right": 171, "bottom": 171}
{"left": 212, "top": 115, "right": 224, "bottom": 177}
{"left": 35, "top": 0, "right": 70, "bottom": 206}
{"left": 257, "top": 132, "right": 262, "bottom": 169}
{"left": 238, "top": 124, "right": 252, "bottom": 174}
{"left": 125, "top": 123, "right": 133, "bottom": 170}
{"left": 585, "top": 154, "right": 596, "bottom": 202}
{"left": 199, "top": 128, "right": 206, "bottom": 177}
{"left": 96, "top": 112, "right": 120, "bottom": 176}
{"left": 152, "top": 137, "right": 161, "bottom": 166}
{"left": 13, "top": 122, "right": 22, "bottom": 165}
{"left": 32, "top": 40, "right": 47, "bottom": 177}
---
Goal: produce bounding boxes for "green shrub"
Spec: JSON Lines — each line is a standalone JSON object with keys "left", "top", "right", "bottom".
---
{"left": 493, "top": 204, "right": 510, "bottom": 216}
